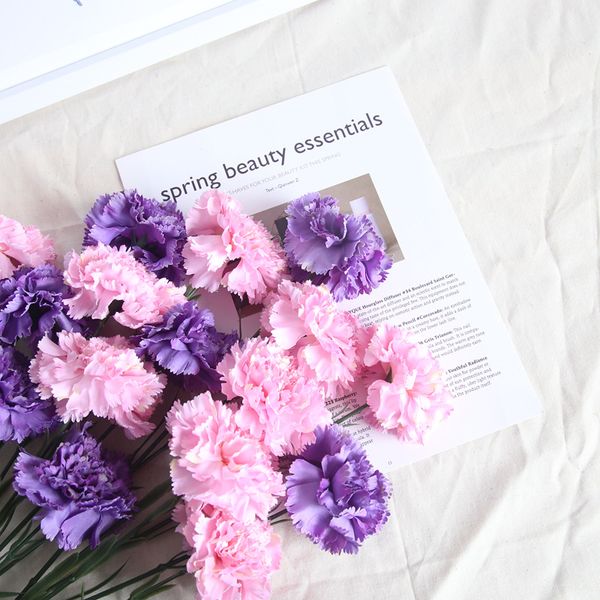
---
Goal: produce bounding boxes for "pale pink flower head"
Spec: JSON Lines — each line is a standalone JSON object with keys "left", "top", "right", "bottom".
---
{"left": 222, "top": 217, "right": 287, "bottom": 305}
{"left": 218, "top": 337, "right": 331, "bottom": 456}
{"left": 173, "top": 498, "right": 205, "bottom": 550}
{"left": 183, "top": 191, "right": 286, "bottom": 304}
{"left": 0, "top": 215, "right": 56, "bottom": 278}
{"left": 166, "top": 393, "right": 283, "bottom": 521}
{"left": 175, "top": 501, "right": 281, "bottom": 600}
{"left": 63, "top": 243, "right": 186, "bottom": 329}
{"left": 262, "top": 280, "right": 360, "bottom": 397}
{"left": 363, "top": 324, "right": 453, "bottom": 443}
{"left": 186, "top": 190, "right": 241, "bottom": 237}
{"left": 29, "top": 332, "right": 165, "bottom": 438}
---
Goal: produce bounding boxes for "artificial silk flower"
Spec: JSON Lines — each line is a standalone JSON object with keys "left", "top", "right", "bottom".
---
{"left": 182, "top": 191, "right": 286, "bottom": 304}
{"left": 64, "top": 243, "right": 186, "bottom": 329}
{"left": 30, "top": 332, "right": 165, "bottom": 438}
{"left": 363, "top": 324, "right": 453, "bottom": 443}
{"left": 0, "top": 345, "right": 57, "bottom": 443}
{"left": 218, "top": 337, "right": 331, "bottom": 456}
{"left": 285, "top": 425, "right": 390, "bottom": 555}
{"left": 136, "top": 302, "right": 236, "bottom": 393}
{"left": 167, "top": 393, "right": 284, "bottom": 522}
{"left": 0, "top": 264, "right": 85, "bottom": 346}
{"left": 284, "top": 193, "right": 391, "bottom": 301}
{"left": 0, "top": 214, "right": 56, "bottom": 279}
{"left": 174, "top": 501, "right": 281, "bottom": 600}
{"left": 13, "top": 423, "right": 135, "bottom": 551}
{"left": 83, "top": 189, "right": 188, "bottom": 285}
{"left": 261, "top": 279, "right": 361, "bottom": 397}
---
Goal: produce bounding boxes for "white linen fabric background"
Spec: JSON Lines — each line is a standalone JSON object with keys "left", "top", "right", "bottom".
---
{"left": 1, "top": 0, "right": 599, "bottom": 598}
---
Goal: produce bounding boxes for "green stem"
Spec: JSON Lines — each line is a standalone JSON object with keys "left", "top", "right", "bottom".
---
{"left": 96, "top": 423, "right": 116, "bottom": 444}
{"left": 271, "top": 518, "right": 292, "bottom": 525}
{"left": 131, "top": 433, "right": 168, "bottom": 471}
{"left": 0, "top": 524, "right": 42, "bottom": 571}
{"left": 0, "top": 446, "right": 20, "bottom": 480}
{"left": 0, "top": 537, "right": 45, "bottom": 578}
{"left": 17, "top": 548, "right": 62, "bottom": 599}
{"left": 133, "top": 442, "right": 169, "bottom": 471}
{"left": 334, "top": 403, "right": 368, "bottom": 425}
{"left": 130, "top": 425, "right": 166, "bottom": 467}
{"left": 184, "top": 287, "right": 200, "bottom": 301}
{"left": 268, "top": 508, "right": 288, "bottom": 522}
{"left": 0, "top": 507, "right": 38, "bottom": 552}
{"left": 92, "top": 315, "right": 110, "bottom": 337}
{"left": 0, "top": 478, "right": 12, "bottom": 500}
{"left": 67, "top": 553, "right": 187, "bottom": 600}
{"left": 0, "top": 494, "right": 22, "bottom": 535}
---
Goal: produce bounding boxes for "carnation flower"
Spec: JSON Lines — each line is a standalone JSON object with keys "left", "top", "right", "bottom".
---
{"left": 326, "top": 240, "right": 391, "bottom": 301}
{"left": 262, "top": 280, "right": 360, "bottom": 397}
{"left": 64, "top": 243, "right": 186, "bottom": 329}
{"left": 83, "top": 189, "right": 187, "bottom": 284}
{"left": 285, "top": 425, "right": 390, "bottom": 555}
{"left": 30, "top": 332, "right": 165, "bottom": 438}
{"left": 182, "top": 191, "right": 286, "bottom": 304}
{"left": 285, "top": 193, "right": 356, "bottom": 274}
{"left": 0, "top": 214, "right": 55, "bottom": 279}
{"left": 0, "top": 346, "right": 57, "bottom": 443}
{"left": 13, "top": 424, "right": 135, "bottom": 550}
{"left": 0, "top": 265, "right": 84, "bottom": 345}
{"left": 218, "top": 337, "right": 331, "bottom": 455}
{"left": 363, "top": 324, "right": 453, "bottom": 443}
{"left": 167, "top": 393, "right": 283, "bottom": 522}
{"left": 284, "top": 193, "right": 391, "bottom": 301}
{"left": 136, "top": 302, "right": 236, "bottom": 393}
{"left": 174, "top": 501, "right": 281, "bottom": 600}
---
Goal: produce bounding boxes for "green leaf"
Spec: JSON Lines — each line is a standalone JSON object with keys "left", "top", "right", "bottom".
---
{"left": 128, "top": 573, "right": 160, "bottom": 597}
{"left": 136, "top": 482, "right": 171, "bottom": 511}
{"left": 129, "top": 568, "right": 187, "bottom": 600}
{"left": 61, "top": 562, "right": 128, "bottom": 600}
{"left": 129, "top": 583, "right": 177, "bottom": 600}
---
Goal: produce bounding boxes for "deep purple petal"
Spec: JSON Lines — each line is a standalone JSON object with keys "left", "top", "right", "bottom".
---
{"left": 13, "top": 426, "right": 135, "bottom": 550}
{"left": 83, "top": 189, "right": 187, "bottom": 284}
{"left": 285, "top": 425, "right": 391, "bottom": 555}
{"left": 135, "top": 302, "right": 236, "bottom": 391}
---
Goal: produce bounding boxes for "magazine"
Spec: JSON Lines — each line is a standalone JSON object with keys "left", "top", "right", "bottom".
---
{"left": 116, "top": 67, "right": 541, "bottom": 471}
{"left": 0, "top": 0, "right": 316, "bottom": 125}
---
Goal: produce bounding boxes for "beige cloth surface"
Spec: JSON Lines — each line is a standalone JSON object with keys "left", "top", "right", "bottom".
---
{"left": 1, "top": 0, "right": 599, "bottom": 598}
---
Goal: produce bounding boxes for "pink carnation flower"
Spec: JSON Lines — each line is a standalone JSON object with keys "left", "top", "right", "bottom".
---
{"left": 174, "top": 501, "right": 281, "bottom": 600}
{"left": 167, "top": 393, "right": 283, "bottom": 521}
{"left": 29, "top": 332, "right": 165, "bottom": 438}
{"left": 363, "top": 324, "right": 453, "bottom": 443}
{"left": 182, "top": 191, "right": 286, "bottom": 304}
{"left": 0, "top": 215, "right": 56, "bottom": 278}
{"left": 63, "top": 244, "right": 186, "bottom": 329}
{"left": 262, "top": 280, "right": 360, "bottom": 397}
{"left": 218, "top": 338, "right": 331, "bottom": 455}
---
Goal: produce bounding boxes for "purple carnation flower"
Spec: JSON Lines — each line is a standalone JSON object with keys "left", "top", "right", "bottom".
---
{"left": 13, "top": 424, "right": 135, "bottom": 551}
{"left": 285, "top": 425, "right": 390, "bottom": 554}
{"left": 83, "top": 189, "right": 187, "bottom": 285}
{"left": 326, "top": 224, "right": 392, "bottom": 301}
{"left": 285, "top": 193, "right": 357, "bottom": 275}
{"left": 284, "top": 193, "right": 391, "bottom": 301}
{"left": 0, "top": 265, "right": 83, "bottom": 346}
{"left": 135, "top": 302, "right": 236, "bottom": 393}
{"left": 0, "top": 346, "right": 57, "bottom": 443}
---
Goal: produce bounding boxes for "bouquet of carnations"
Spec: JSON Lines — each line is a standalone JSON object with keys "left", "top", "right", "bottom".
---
{"left": 0, "top": 188, "right": 452, "bottom": 599}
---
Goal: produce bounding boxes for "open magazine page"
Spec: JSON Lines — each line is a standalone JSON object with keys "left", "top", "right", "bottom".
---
{"left": 117, "top": 67, "right": 541, "bottom": 471}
